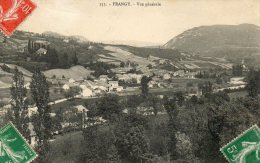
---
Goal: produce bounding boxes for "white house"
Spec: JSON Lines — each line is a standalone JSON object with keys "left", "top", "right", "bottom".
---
{"left": 99, "top": 75, "right": 109, "bottom": 82}
{"left": 36, "top": 48, "right": 47, "bottom": 56}
{"left": 25, "top": 83, "right": 30, "bottom": 89}
{"left": 79, "top": 85, "right": 93, "bottom": 97}
{"left": 109, "top": 81, "right": 118, "bottom": 87}
{"left": 28, "top": 107, "right": 37, "bottom": 117}
{"left": 173, "top": 70, "right": 185, "bottom": 77}
{"left": 62, "top": 83, "right": 76, "bottom": 90}
{"left": 69, "top": 78, "right": 76, "bottom": 83}
{"left": 163, "top": 73, "right": 171, "bottom": 80}
{"left": 74, "top": 105, "right": 89, "bottom": 113}
{"left": 108, "top": 81, "right": 123, "bottom": 92}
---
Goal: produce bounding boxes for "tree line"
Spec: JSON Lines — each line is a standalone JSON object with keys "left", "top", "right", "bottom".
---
{"left": 8, "top": 67, "right": 52, "bottom": 163}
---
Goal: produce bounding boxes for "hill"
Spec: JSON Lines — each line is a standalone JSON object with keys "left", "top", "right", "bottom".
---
{"left": 164, "top": 24, "right": 260, "bottom": 58}
{"left": 43, "top": 65, "right": 93, "bottom": 79}
{"left": 43, "top": 31, "right": 89, "bottom": 43}
{"left": 108, "top": 44, "right": 182, "bottom": 60}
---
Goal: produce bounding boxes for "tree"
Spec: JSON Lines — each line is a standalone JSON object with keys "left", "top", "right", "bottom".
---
{"left": 59, "top": 53, "right": 69, "bottom": 68}
{"left": 3, "top": 36, "right": 7, "bottom": 43}
{"left": 232, "top": 64, "right": 243, "bottom": 76}
{"left": 52, "top": 108, "right": 63, "bottom": 133}
{"left": 190, "top": 95, "right": 198, "bottom": 104}
{"left": 246, "top": 69, "right": 260, "bottom": 97}
{"left": 175, "top": 91, "right": 185, "bottom": 107}
{"left": 141, "top": 76, "right": 151, "bottom": 98}
{"left": 30, "top": 68, "right": 52, "bottom": 162}
{"left": 79, "top": 125, "right": 119, "bottom": 163}
{"left": 47, "top": 48, "right": 59, "bottom": 67}
{"left": 72, "top": 51, "right": 79, "bottom": 65}
{"left": 115, "top": 115, "right": 149, "bottom": 162}
{"left": 10, "top": 67, "right": 30, "bottom": 140}
{"left": 28, "top": 39, "right": 34, "bottom": 53}
{"left": 64, "top": 86, "right": 82, "bottom": 99}
{"left": 120, "top": 62, "right": 125, "bottom": 67}
{"left": 96, "top": 94, "right": 122, "bottom": 122}
{"left": 126, "top": 95, "right": 144, "bottom": 109}
{"left": 207, "top": 97, "right": 259, "bottom": 147}
{"left": 163, "top": 96, "right": 180, "bottom": 160}
{"left": 175, "top": 132, "right": 195, "bottom": 160}
{"left": 148, "top": 95, "right": 160, "bottom": 115}
{"left": 163, "top": 96, "right": 177, "bottom": 121}
{"left": 198, "top": 81, "right": 213, "bottom": 95}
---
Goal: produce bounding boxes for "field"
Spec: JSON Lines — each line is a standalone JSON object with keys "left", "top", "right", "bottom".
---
{"left": 49, "top": 131, "right": 83, "bottom": 163}
{"left": 228, "top": 90, "right": 248, "bottom": 99}
{"left": 49, "top": 114, "right": 169, "bottom": 163}
{"left": 44, "top": 65, "right": 92, "bottom": 79}
{"left": 103, "top": 46, "right": 155, "bottom": 67}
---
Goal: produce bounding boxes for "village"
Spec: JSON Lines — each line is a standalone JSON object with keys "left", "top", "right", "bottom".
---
{"left": 0, "top": 28, "right": 252, "bottom": 163}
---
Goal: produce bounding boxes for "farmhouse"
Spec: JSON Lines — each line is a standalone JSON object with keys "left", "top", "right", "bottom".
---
{"left": 36, "top": 48, "right": 47, "bottom": 56}
{"left": 73, "top": 105, "right": 89, "bottom": 113}
{"left": 173, "top": 70, "right": 185, "bottom": 77}
{"left": 99, "top": 75, "right": 109, "bottom": 82}
{"left": 163, "top": 73, "right": 171, "bottom": 80}
{"left": 63, "top": 82, "right": 77, "bottom": 90}
{"left": 79, "top": 84, "right": 93, "bottom": 97}
{"left": 108, "top": 81, "right": 123, "bottom": 92}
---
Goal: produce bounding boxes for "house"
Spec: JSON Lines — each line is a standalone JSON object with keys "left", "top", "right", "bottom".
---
{"left": 108, "top": 81, "right": 123, "bottom": 92}
{"left": 128, "top": 74, "right": 142, "bottom": 84}
{"left": 28, "top": 107, "right": 37, "bottom": 117}
{"left": 79, "top": 85, "right": 93, "bottom": 97}
{"left": 0, "top": 104, "right": 10, "bottom": 116}
{"left": 229, "top": 77, "right": 246, "bottom": 85}
{"left": 99, "top": 75, "right": 109, "bottom": 82}
{"left": 186, "top": 72, "right": 196, "bottom": 79}
{"left": 25, "top": 83, "right": 30, "bottom": 89}
{"left": 63, "top": 39, "right": 69, "bottom": 43}
{"left": 136, "top": 103, "right": 154, "bottom": 116}
{"left": 163, "top": 73, "right": 171, "bottom": 80}
{"left": 73, "top": 105, "right": 89, "bottom": 113}
{"left": 36, "top": 48, "right": 47, "bottom": 56}
{"left": 148, "top": 80, "right": 160, "bottom": 88}
{"left": 186, "top": 86, "right": 202, "bottom": 97}
{"left": 69, "top": 78, "right": 76, "bottom": 83}
{"left": 62, "top": 82, "right": 76, "bottom": 90}
{"left": 94, "top": 81, "right": 109, "bottom": 91}
{"left": 173, "top": 70, "right": 185, "bottom": 77}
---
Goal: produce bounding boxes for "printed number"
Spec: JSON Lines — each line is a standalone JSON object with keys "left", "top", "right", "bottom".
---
{"left": 227, "top": 145, "right": 237, "bottom": 154}
{"left": 100, "top": 3, "right": 107, "bottom": 7}
{"left": 20, "top": 2, "right": 32, "bottom": 14}
{"left": 21, "top": 4, "right": 32, "bottom": 14}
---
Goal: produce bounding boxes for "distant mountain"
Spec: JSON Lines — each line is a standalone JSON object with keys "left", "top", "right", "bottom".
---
{"left": 43, "top": 31, "right": 89, "bottom": 43}
{"left": 164, "top": 24, "right": 260, "bottom": 57}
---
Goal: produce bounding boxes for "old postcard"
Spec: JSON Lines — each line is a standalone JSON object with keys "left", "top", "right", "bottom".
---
{"left": 0, "top": 0, "right": 260, "bottom": 162}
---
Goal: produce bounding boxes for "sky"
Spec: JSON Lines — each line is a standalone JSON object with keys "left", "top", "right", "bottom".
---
{"left": 19, "top": 0, "right": 260, "bottom": 46}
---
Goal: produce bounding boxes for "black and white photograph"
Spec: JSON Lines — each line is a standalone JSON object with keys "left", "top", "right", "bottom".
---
{"left": 0, "top": 0, "right": 260, "bottom": 162}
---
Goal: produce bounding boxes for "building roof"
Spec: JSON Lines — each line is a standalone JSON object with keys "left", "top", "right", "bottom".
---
{"left": 74, "top": 105, "right": 89, "bottom": 112}
{"left": 36, "top": 48, "right": 47, "bottom": 54}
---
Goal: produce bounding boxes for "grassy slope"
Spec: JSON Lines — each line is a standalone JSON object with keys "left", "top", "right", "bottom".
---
{"left": 109, "top": 44, "right": 182, "bottom": 60}
{"left": 49, "top": 131, "right": 83, "bottom": 163}
{"left": 43, "top": 65, "right": 92, "bottom": 79}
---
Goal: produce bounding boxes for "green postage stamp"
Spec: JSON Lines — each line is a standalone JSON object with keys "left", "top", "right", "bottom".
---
{"left": 0, "top": 122, "right": 37, "bottom": 163}
{"left": 221, "top": 124, "right": 260, "bottom": 163}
